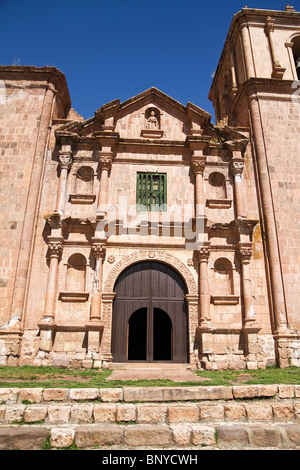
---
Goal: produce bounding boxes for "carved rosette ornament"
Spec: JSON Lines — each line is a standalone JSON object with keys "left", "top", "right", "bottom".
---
{"left": 58, "top": 150, "right": 73, "bottom": 170}
{"left": 47, "top": 240, "right": 63, "bottom": 260}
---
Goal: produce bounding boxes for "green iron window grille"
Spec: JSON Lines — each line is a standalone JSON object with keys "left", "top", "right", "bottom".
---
{"left": 136, "top": 172, "right": 167, "bottom": 212}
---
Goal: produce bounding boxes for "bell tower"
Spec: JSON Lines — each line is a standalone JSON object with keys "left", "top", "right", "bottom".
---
{"left": 209, "top": 5, "right": 300, "bottom": 366}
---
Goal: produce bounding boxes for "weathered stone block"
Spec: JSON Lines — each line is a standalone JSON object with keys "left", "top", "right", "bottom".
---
{"left": 245, "top": 404, "right": 273, "bottom": 421}
{"left": 124, "top": 425, "right": 172, "bottom": 447}
{"left": 272, "top": 404, "right": 295, "bottom": 421}
{"left": 171, "top": 425, "right": 192, "bottom": 446}
{"left": 257, "top": 385, "right": 278, "bottom": 397}
{"left": 283, "top": 424, "right": 300, "bottom": 447}
{"left": 43, "top": 388, "right": 69, "bottom": 401}
{"left": 99, "top": 388, "right": 123, "bottom": 402}
{"left": 191, "top": 425, "right": 216, "bottom": 446}
{"left": 71, "top": 404, "right": 94, "bottom": 423}
{"left": 5, "top": 404, "right": 26, "bottom": 423}
{"left": 94, "top": 404, "right": 117, "bottom": 423}
{"left": 278, "top": 385, "right": 295, "bottom": 399}
{"left": 198, "top": 404, "right": 224, "bottom": 421}
{"left": 168, "top": 404, "right": 199, "bottom": 424}
{"left": 224, "top": 404, "right": 246, "bottom": 421}
{"left": 0, "top": 427, "right": 49, "bottom": 450}
{"left": 75, "top": 425, "right": 123, "bottom": 448}
{"left": 48, "top": 405, "right": 71, "bottom": 424}
{"left": 69, "top": 388, "right": 99, "bottom": 401}
{"left": 247, "top": 425, "right": 281, "bottom": 448}
{"left": 50, "top": 427, "right": 75, "bottom": 448}
{"left": 116, "top": 404, "right": 136, "bottom": 422}
{"left": 136, "top": 404, "right": 167, "bottom": 424}
{"left": 24, "top": 405, "right": 48, "bottom": 423}
{"left": 0, "top": 405, "right": 5, "bottom": 423}
{"left": 216, "top": 424, "right": 249, "bottom": 448}
{"left": 18, "top": 388, "right": 43, "bottom": 404}
{"left": 232, "top": 386, "right": 258, "bottom": 399}
{"left": 0, "top": 388, "right": 18, "bottom": 404}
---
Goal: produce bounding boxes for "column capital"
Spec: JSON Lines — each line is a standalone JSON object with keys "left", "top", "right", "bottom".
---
{"left": 191, "top": 156, "right": 206, "bottom": 175}
{"left": 196, "top": 244, "right": 211, "bottom": 261}
{"left": 264, "top": 16, "right": 275, "bottom": 34}
{"left": 58, "top": 150, "right": 73, "bottom": 170}
{"left": 230, "top": 158, "right": 244, "bottom": 177}
{"left": 47, "top": 236, "right": 64, "bottom": 260}
{"left": 99, "top": 153, "right": 113, "bottom": 172}
{"left": 237, "top": 243, "right": 252, "bottom": 263}
{"left": 91, "top": 239, "right": 107, "bottom": 259}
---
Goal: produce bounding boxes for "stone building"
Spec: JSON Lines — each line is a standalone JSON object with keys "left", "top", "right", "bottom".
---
{"left": 0, "top": 5, "right": 300, "bottom": 370}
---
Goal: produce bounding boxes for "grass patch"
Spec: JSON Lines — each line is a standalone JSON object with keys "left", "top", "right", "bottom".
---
{"left": 0, "top": 365, "right": 299, "bottom": 388}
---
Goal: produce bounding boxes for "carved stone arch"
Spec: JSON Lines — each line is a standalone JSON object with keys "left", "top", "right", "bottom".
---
{"left": 104, "top": 250, "right": 198, "bottom": 295}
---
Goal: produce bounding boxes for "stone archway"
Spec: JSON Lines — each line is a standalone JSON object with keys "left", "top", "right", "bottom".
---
{"left": 100, "top": 250, "right": 199, "bottom": 365}
{"left": 104, "top": 250, "right": 198, "bottom": 295}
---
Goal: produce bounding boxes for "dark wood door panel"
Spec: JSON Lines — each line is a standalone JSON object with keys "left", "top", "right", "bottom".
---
{"left": 111, "top": 262, "right": 188, "bottom": 363}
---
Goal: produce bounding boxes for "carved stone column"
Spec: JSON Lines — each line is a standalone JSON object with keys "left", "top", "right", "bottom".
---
{"left": 196, "top": 244, "right": 211, "bottom": 327}
{"left": 230, "top": 157, "right": 246, "bottom": 219}
{"left": 237, "top": 242, "right": 255, "bottom": 325}
{"left": 39, "top": 236, "right": 63, "bottom": 351}
{"left": 89, "top": 239, "right": 106, "bottom": 323}
{"left": 96, "top": 153, "right": 113, "bottom": 219}
{"left": 240, "top": 22, "right": 255, "bottom": 78}
{"left": 55, "top": 149, "right": 73, "bottom": 214}
{"left": 264, "top": 17, "right": 286, "bottom": 79}
{"left": 229, "top": 44, "right": 238, "bottom": 96}
{"left": 192, "top": 155, "right": 206, "bottom": 218}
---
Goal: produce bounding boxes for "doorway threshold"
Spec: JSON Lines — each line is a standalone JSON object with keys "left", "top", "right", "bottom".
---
{"left": 112, "top": 363, "right": 188, "bottom": 371}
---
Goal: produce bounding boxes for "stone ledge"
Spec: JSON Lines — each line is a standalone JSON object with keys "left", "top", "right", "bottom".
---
{"left": 1, "top": 423, "right": 300, "bottom": 449}
{"left": 1, "top": 384, "right": 300, "bottom": 404}
{"left": 1, "top": 400, "right": 300, "bottom": 426}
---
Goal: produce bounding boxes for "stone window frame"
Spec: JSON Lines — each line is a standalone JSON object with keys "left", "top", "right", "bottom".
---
{"left": 136, "top": 172, "right": 167, "bottom": 212}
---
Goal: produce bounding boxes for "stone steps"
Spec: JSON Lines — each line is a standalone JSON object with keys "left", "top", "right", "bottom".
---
{"left": 0, "top": 384, "right": 300, "bottom": 449}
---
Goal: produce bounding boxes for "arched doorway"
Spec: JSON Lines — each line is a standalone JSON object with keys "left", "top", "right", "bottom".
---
{"left": 111, "top": 261, "right": 188, "bottom": 363}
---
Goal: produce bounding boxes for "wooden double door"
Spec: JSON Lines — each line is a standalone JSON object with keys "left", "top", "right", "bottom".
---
{"left": 111, "top": 261, "right": 188, "bottom": 363}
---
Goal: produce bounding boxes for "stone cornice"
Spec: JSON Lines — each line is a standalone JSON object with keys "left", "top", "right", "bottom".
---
{"left": 0, "top": 65, "right": 71, "bottom": 116}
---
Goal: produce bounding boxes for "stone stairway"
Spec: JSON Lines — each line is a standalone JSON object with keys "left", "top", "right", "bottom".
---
{"left": 0, "top": 384, "right": 300, "bottom": 450}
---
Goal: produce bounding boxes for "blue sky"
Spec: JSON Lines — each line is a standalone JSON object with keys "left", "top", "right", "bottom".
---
{"left": 0, "top": 0, "right": 293, "bottom": 121}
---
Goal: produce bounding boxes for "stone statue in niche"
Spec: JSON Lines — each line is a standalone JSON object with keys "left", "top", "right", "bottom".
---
{"left": 146, "top": 110, "right": 159, "bottom": 129}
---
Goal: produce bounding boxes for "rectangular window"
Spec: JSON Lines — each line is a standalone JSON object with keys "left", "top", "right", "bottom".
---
{"left": 136, "top": 172, "right": 167, "bottom": 212}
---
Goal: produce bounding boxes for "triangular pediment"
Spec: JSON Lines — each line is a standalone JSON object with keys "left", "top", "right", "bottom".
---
{"left": 54, "top": 87, "right": 248, "bottom": 146}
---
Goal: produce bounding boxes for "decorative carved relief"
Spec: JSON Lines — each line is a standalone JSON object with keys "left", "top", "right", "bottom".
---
{"left": 104, "top": 250, "right": 198, "bottom": 295}
{"left": 58, "top": 151, "right": 73, "bottom": 170}
{"left": 48, "top": 240, "right": 63, "bottom": 259}
{"left": 91, "top": 242, "right": 107, "bottom": 260}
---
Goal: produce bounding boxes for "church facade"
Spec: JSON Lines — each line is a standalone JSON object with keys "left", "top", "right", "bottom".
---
{"left": 0, "top": 5, "right": 300, "bottom": 370}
